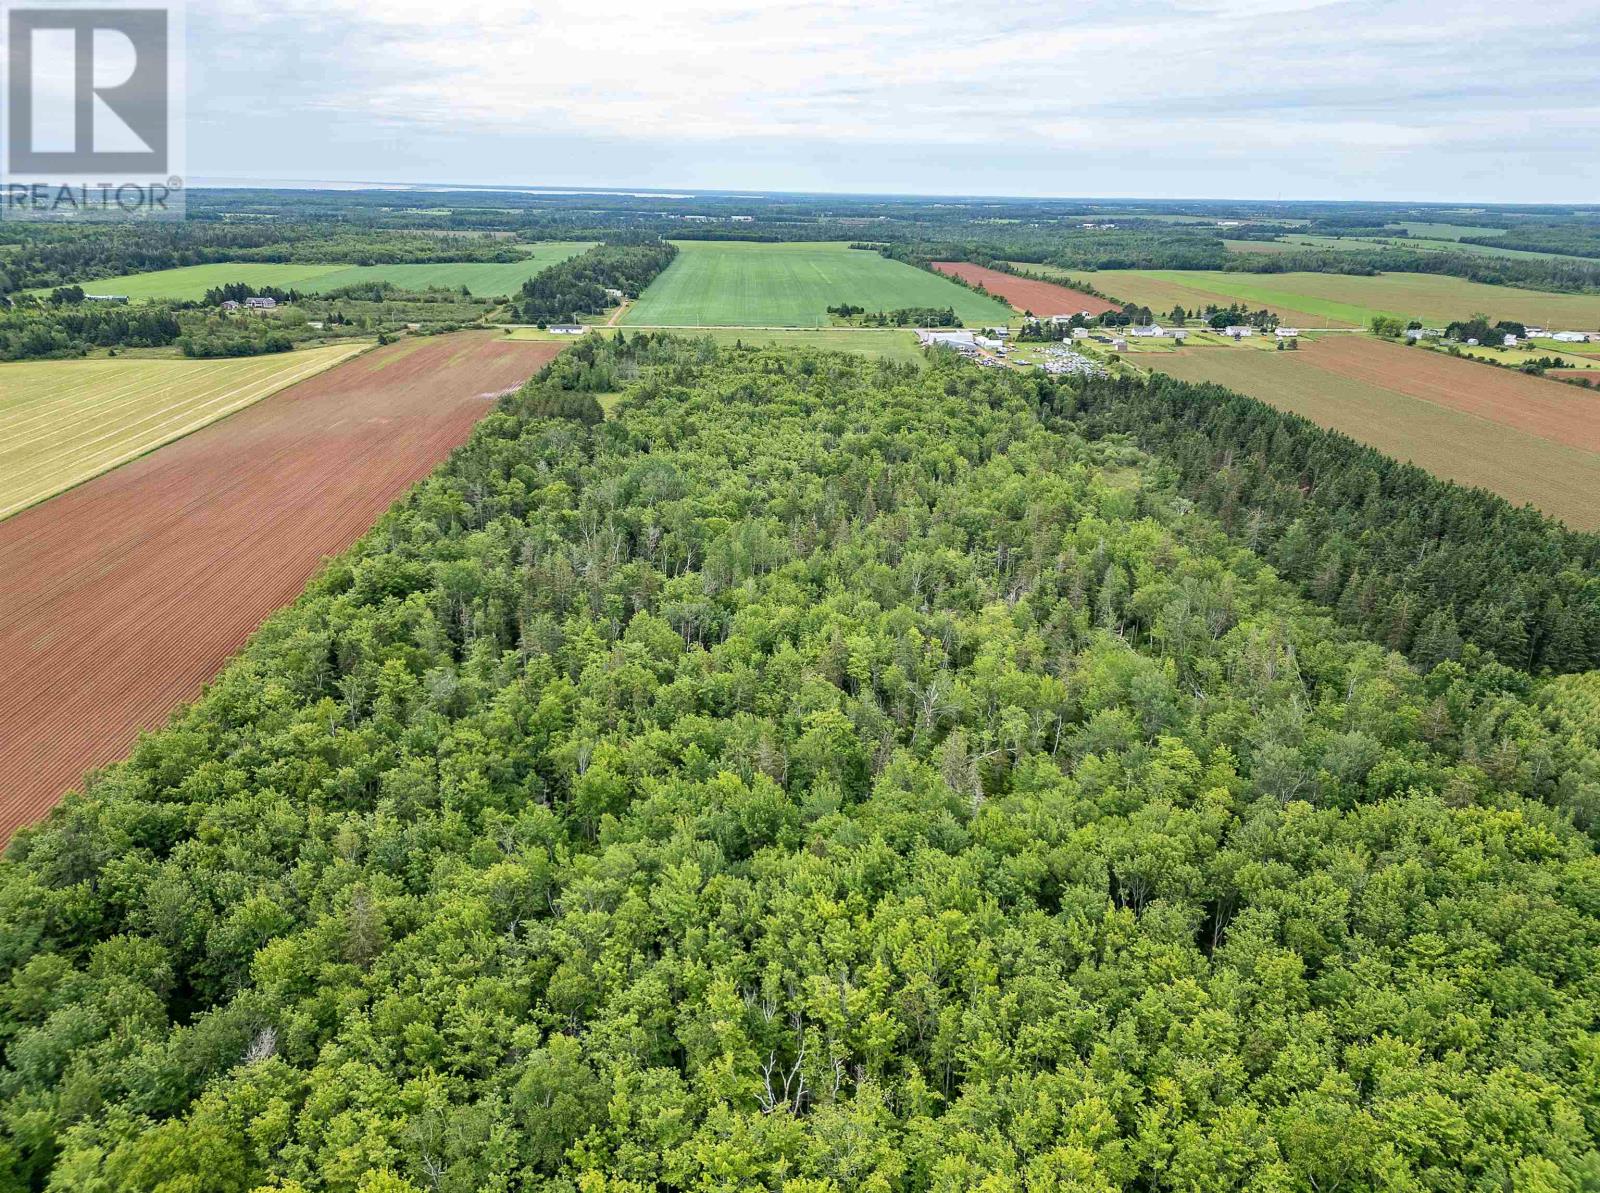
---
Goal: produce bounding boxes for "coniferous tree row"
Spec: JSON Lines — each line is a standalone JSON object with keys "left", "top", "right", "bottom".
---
{"left": 0, "top": 336, "right": 1596, "bottom": 1189}
{"left": 1052, "top": 372, "right": 1600, "bottom": 674}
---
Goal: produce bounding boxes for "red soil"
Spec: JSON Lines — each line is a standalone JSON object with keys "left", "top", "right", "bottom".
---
{"left": 0, "top": 334, "right": 563, "bottom": 844}
{"left": 1301, "top": 336, "right": 1600, "bottom": 452}
{"left": 931, "top": 262, "right": 1123, "bottom": 317}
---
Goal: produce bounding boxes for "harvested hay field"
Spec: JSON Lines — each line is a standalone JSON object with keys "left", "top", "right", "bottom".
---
{"left": 1152, "top": 337, "right": 1600, "bottom": 529}
{"left": 0, "top": 333, "right": 564, "bottom": 842}
{"left": 0, "top": 342, "right": 367, "bottom": 521}
{"left": 931, "top": 262, "right": 1122, "bottom": 317}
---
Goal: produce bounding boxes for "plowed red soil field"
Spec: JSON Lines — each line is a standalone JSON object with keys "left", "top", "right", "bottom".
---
{"left": 0, "top": 333, "right": 563, "bottom": 843}
{"left": 1304, "top": 337, "right": 1600, "bottom": 452}
{"left": 931, "top": 262, "right": 1123, "bottom": 317}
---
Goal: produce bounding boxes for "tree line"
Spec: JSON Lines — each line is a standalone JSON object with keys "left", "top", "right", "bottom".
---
{"left": 1053, "top": 371, "right": 1600, "bottom": 674}
{"left": 512, "top": 241, "right": 678, "bottom": 324}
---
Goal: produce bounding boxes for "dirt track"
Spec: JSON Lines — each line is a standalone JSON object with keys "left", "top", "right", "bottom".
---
{"left": 0, "top": 333, "right": 563, "bottom": 843}
{"left": 931, "top": 262, "right": 1123, "bottom": 317}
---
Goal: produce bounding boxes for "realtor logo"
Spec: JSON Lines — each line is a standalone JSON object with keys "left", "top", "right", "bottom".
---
{"left": 2, "top": 0, "right": 185, "bottom": 219}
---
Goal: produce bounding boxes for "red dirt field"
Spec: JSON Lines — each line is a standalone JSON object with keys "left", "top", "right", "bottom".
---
{"left": 0, "top": 333, "right": 563, "bottom": 843}
{"left": 1305, "top": 337, "right": 1600, "bottom": 452}
{"left": 931, "top": 262, "right": 1123, "bottom": 317}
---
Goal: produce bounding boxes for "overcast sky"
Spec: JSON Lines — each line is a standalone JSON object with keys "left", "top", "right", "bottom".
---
{"left": 189, "top": 0, "right": 1600, "bottom": 202}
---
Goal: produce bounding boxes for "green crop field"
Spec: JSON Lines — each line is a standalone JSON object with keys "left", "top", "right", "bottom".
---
{"left": 1153, "top": 347, "right": 1600, "bottom": 528}
{"left": 1045, "top": 267, "right": 1600, "bottom": 330}
{"left": 1388, "top": 221, "right": 1505, "bottom": 240}
{"left": 58, "top": 242, "right": 596, "bottom": 302}
{"left": 622, "top": 241, "right": 1014, "bottom": 328}
{"left": 0, "top": 342, "right": 367, "bottom": 519}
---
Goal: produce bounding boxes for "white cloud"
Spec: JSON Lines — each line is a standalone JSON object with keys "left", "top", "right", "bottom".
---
{"left": 189, "top": 0, "right": 1600, "bottom": 198}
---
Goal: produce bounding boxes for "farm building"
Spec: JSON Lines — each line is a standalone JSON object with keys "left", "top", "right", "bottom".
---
{"left": 244, "top": 297, "right": 277, "bottom": 310}
{"left": 975, "top": 336, "right": 1003, "bottom": 350}
{"left": 1111, "top": 337, "right": 1128, "bottom": 351}
{"left": 916, "top": 330, "right": 976, "bottom": 349}
{"left": 1552, "top": 332, "right": 1593, "bottom": 343}
{"left": 1071, "top": 327, "right": 1090, "bottom": 340}
{"left": 84, "top": 294, "right": 129, "bottom": 304}
{"left": 1504, "top": 334, "right": 1520, "bottom": 347}
{"left": 548, "top": 324, "right": 586, "bottom": 335}
{"left": 1128, "top": 325, "right": 1165, "bottom": 338}
{"left": 221, "top": 300, "right": 240, "bottom": 311}
{"left": 1222, "top": 326, "right": 1254, "bottom": 339}
{"left": 1276, "top": 328, "right": 1300, "bottom": 340}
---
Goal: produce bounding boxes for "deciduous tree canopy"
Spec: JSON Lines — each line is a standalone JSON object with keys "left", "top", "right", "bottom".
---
{"left": 1, "top": 337, "right": 1597, "bottom": 1191}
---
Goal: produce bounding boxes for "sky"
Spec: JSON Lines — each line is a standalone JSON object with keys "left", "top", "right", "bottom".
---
{"left": 188, "top": 0, "right": 1600, "bottom": 203}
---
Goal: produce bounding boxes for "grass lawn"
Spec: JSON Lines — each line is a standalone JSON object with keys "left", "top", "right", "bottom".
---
{"left": 58, "top": 243, "right": 595, "bottom": 302}
{"left": 669, "top": 327, "right": 926, "bottom": 363}
{"left": 0, "top": 342, "right": 368, "bottom": 520}
{"left": 1428, "top": 342, "right": 1600, "bottom": 372}
{"left": 622, "top": 241, "right": 1014, "bottom": 328}
{"left": 1046, "top": 268, "right": 1600, "bottom": 330}
{"left": 1153, "top": 345, "right": 1600, "bottom": 529}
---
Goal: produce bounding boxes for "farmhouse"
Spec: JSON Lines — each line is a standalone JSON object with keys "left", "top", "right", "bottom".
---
{"left": 1071, "top": 327, "right": 1090, "bottom": 340}
{"left": 548, "top": 324, "right": 586, "bottom": 335}
{"left": 1275, "top": 328, "right": 1300, "bottom": 340}
{"left": 221, "top": 300, "right": 241, "bottom": 311}
{"left": 244, "top": 297, "right": 277, "bottom": 310}
{"left": 84, "top": 294, "right": 129, "bottom": 304}
{"left": 604, "top": 288, "right": 625, "bottom": 302}
{"left": 1222, "top": 326, "right": 1253, "bottom": 339}
{"left": 1127, "top": 325, "right": 1165, "bottom": 338}
{"left": 1504, "top": 334, "right": 1520, "bottom": 347}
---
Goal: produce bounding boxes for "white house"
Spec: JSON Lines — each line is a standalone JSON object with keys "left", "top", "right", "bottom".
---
{"left": 548, "top": 323, "right": 586, "bottom": 335}
{"left": 244, "top": 296, "right": 276, "bottom": 310}
{"left": 1222, "top": 326, "right": 1253, "bottom": 338}
{"left": 84, "top": 294, "right": 129, "bottom": 304}
{"left": 1111, "top": 337, "right": 1128, "bottom": 351}
{"left": 1275, "top": 328, "right": 1301, "bottom": 339}
{"left": 1128, "top": 324, "right": 1165, "bottom": 338}
{"left": 1071, "top": 327, "right": 1090, "bottom": 340}
{"left": 1504, "top": 334, "right": 1519, "bottom": 347}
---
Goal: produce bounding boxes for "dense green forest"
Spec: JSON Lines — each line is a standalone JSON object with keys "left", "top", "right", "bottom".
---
{"left": 2, "top": 336, "right": 1597, "bottom": 1191}
{"left": 512, "top": 241, "right": 678, "bottom": 324}
{"left": 1460, "top": 227, "right": 1600, "bottom": 261}
{"left": 1059, "top": 374, "right": 1600, "bottom": 675}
